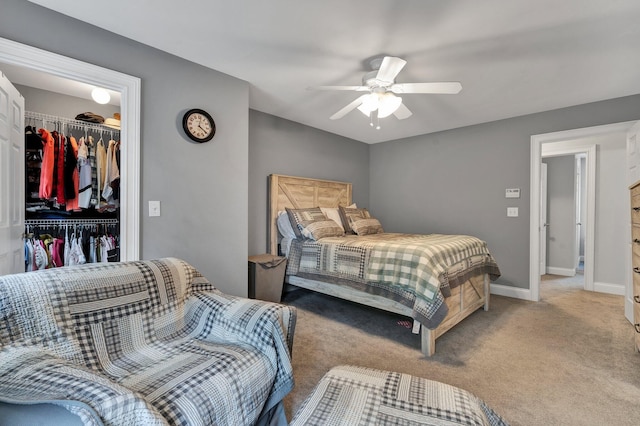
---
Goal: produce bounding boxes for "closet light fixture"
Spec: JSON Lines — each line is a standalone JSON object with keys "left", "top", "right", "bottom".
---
{"left": 91, "top": 87, "right": 111, "bottom": 105}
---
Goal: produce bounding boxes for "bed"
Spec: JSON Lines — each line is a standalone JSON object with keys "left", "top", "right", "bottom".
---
{"left": 268, "top": 174, "right": 500, "bottom": 356}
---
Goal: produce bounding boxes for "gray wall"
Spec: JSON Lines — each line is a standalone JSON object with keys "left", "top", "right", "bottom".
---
{"left": 1, "top": 0, "right": 250, "bottom": 296}
{"left": 370, "top": 94, "right": 640, "bottom": 289}
{"left": 544, "top": 156, "right": 576, "bottom": 272}
{"left": 248, "top": 110, "right": 369, "bottom": 255}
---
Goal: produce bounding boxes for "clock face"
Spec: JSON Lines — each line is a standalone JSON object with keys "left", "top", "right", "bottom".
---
{"left": 182, "top": 109, "right": 216, "bottom": 142}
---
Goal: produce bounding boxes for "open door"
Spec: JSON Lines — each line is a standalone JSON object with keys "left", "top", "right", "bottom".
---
{"left": 0, "top": 71, "right": 24, "bottom": 275}
{"left": 540, "top": 162, "right": 548, "bottom": 275}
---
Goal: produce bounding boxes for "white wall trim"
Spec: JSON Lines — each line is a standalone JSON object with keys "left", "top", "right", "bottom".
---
{"left": 492, "top": 281, "right": 623, "bottom": 300}
{"left": 545, "top": 267, "right": 576, "bottom": 277}
{"left": 530, "top": 121, "right": 636, "bottom": 302}
{"left": 491, "top": 283, "right": 531, "bottom": 301}
{"left": 594, "top": 281, "right": 626, "bottom": 296}
{"left": 0, "top": 37, "right": 141, "bottom": 260}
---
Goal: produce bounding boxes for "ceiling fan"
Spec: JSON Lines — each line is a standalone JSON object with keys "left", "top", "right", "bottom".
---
{"left": 310, "top": 56, "right": 462, "bottom": 123}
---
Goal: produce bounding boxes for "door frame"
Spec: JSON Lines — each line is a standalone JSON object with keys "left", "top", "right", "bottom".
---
{"left": 540, "top": 162, "right": 547, "bottom": 275}
{"left": 530, "top": 121, "right": 635, "bottom": 301}
{"left": 575, "top": 154, "right": 585, "bottom": 271}
{"left": 0, "top": 37, "right": 141, "bottom": 261}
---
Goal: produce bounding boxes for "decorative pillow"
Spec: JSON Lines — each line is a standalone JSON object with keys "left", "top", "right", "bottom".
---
{"left": 350, "top": 218, "right": 384, "bottom": 235}
{"left": 338, "top": 206, "right": 371, "bottom": 234}
{"left": 276, "top": 211, "right": 297, "bottom": 240}
{"left": 321, "top": 203, "right": 357, "bottom": 232}
{"left": 285, "top": 207, "right": 327, "bottom": 239}
{"left": 299, "top": 219, "right": 345, "bottom": 240}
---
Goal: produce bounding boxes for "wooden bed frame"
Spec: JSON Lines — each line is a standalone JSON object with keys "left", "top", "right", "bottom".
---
{"left": 268, "top": 174, "right": 489, "bottom": 356}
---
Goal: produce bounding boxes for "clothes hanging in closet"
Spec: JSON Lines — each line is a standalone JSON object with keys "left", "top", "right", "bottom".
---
{"left": 25, "top": 121, "right": 120, "bottom": 216}
{"left": 77, "top": 136, "right": 92, "bottom": 209}
{"left": 64, "top": 135, "right": 80, "bottom": 212}
{"left": 38, "top": 128, "right": 55, "bottom": 199}
{"left": 23, "top": 222, "right": 120, "bottom": 271}
{"left": 52, "top": 130, "right": 66, "bottom": 205}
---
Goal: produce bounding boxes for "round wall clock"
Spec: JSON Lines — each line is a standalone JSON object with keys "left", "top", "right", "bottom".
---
{"left": 182, "top": 108, "right": 216, "bottom": 143}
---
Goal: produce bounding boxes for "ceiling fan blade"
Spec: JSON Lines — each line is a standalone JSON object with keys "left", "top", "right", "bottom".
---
{"left": 375, "top": 56, "right": 407, "bottom": 83}
{"left": 393, "top": 103, "right": 412, "bottom": 120}
{"left": 308, "top": 85, "right": 369, "bottom": 91}
{"left": 330, "top": 94, "right": 369, "bottom": 120}
{"left": 390, "top": 82, "right": 462, "bottom": 94}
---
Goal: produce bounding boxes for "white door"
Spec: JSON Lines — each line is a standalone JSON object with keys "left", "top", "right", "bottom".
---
{"left": 627, "top": 121, "right": 640, "bottom": 185}
{"left": 540, "top": 162, "right": 548, "bottom": 275}
{"left": 0, "top": 71, "right": 24, "bottom": 275}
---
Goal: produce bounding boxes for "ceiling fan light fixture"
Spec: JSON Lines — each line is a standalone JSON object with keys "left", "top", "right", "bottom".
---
{"left": 377, "top": 93, "right": 402, "bottom": 118}
{"left": 357, "top": 93, "right": 379, "bottom": 116}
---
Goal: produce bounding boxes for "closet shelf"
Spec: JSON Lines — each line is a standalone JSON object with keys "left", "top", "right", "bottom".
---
{"left": 25, "top": 218, "right": 119, "bottom": 226}
{"left": 25, "top": 111, "right": 120, "bottom": 136}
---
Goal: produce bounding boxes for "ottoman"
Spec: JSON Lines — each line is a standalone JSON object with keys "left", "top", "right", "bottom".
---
{"left": 291, "top": 365, "right": 508, "bottom": 425}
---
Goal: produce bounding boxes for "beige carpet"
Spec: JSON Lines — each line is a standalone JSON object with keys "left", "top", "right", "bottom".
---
{"left": 281, "top": 275, "right": 640, "bottom": 425}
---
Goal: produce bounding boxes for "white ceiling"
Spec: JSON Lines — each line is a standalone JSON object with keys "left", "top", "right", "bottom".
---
{"left": 27, "top": 0, "right": 640, "bottom": 144}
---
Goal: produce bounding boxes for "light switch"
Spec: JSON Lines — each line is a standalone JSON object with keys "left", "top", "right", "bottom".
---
{"left": 149, "top": 200, "right": 161, "bottom": 217}
{"left": 507, "top": 207, "right": 518, "bottom": 217}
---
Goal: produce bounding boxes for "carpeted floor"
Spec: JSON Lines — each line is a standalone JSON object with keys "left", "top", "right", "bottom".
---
{"left": 281, "top": 275, "right": 640, "bottom": 425}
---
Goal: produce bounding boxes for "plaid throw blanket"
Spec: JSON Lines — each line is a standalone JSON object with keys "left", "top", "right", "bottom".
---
{"left": 291, "top": 365, "right": 509, "bottom": 426}
{"left": 0, "top": 258, "right": 295, "bottom": 425}
{"left": 287, "top": 233, "right": 500, "bottom": 328}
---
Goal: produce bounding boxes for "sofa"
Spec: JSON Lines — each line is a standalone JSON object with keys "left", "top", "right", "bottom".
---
{"left": 0, "top": 258, "right": 296, "bottom": 425}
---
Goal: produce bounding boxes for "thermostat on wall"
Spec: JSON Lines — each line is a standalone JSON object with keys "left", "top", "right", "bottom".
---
{"left": 505, "top": 188, "right": 520, "bottom": 198}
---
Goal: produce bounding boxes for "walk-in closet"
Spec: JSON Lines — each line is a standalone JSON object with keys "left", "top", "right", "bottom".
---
{"left": 19, "top": 84, "right": 122, "bottom": 271}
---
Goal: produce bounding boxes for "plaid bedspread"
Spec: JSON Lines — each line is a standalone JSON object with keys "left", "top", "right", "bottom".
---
{"left": 291, "top": 365, "right": 509, "bottom": 426}
{"left": 287, "top": 233, "right": 500, "bottom": 328}
{"left": 0, "top": 258, "right": 296, "bottom": 425}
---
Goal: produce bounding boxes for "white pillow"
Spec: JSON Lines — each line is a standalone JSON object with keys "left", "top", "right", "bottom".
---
{"left": 321, "top": 203, "right": 356, "bottom": 232}
{"left": 277, "top": 210, "right": 298, "bottom": 239}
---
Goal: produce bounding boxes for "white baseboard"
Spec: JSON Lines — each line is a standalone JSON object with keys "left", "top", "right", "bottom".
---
{"left": 490, "top": 283, "right": 532, "bottom": 301}
{"left": 545, "top": 267, "right": 576, "bottom": 277}
{"left": 593, "top": 281, "right": 625, "bottom": 296}
{"left": 489, "top": 280, "right": 625, "bottom": 302}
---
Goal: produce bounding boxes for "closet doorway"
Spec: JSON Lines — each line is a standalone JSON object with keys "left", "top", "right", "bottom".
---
{"left": 0, "top": 37, "right": 141, "bottom": 272}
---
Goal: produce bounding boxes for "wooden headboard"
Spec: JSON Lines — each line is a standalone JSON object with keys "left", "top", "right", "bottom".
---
{"left": 268, "top": 174, "right": 352, "bottom": 255}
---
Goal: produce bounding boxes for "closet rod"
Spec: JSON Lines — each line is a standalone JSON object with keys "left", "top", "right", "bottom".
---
{"left": 24, "top": 111, "right": 120, "bottom": 136}
{"left": 25, "top": 219, "right": 119, "bottom": 226}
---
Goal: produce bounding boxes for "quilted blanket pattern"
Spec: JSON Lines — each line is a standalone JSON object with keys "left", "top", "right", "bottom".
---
{"left": 365, "top": 234, "right": 497, "bottom": 301}
{"left": 291, "top": 365, "right": 509, "bottom": 426}
{"left": 0, "top": 258, "right": 295, "bottom": 425}
{"left": 287, "top": 233, "right": 500, "bottom": 328}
